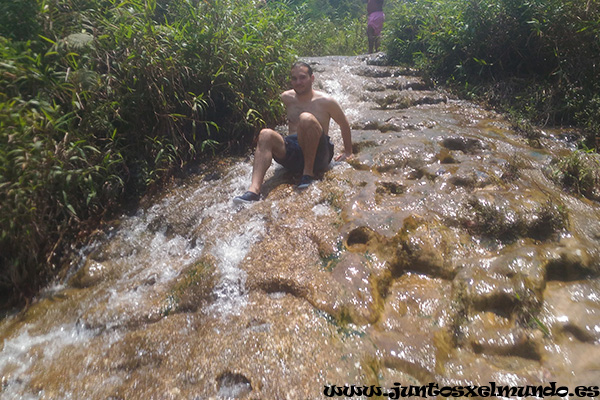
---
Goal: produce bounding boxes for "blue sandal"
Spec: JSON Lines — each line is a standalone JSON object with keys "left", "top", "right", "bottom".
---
{"left": 296, "top": 175, "right": 314, "bottom": 190}
{"left": 233, "top": 191, "right": 260, "bottom": 204}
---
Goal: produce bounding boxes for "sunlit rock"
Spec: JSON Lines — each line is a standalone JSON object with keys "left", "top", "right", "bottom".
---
{"left": 464, "top": 312, "right": 542, "bottom": 359}
{"left": 314, "top": 252, "right": 388, "bottom": 325}
{"left": 541, "top": 280, "right": 600, "bottom": 343}
{"left": 439, "top": 348, "right": 544, "bottom": 385}
{"left": 69, "top": 260, "right": 113, "bottom": 288}
{"left": 370, "top": 274, "right": 454, "bottom": 381}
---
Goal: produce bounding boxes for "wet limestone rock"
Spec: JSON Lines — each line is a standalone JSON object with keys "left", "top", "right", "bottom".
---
{"left": 69, "top": 260, "right": 114, "bottom": 288}
{"left": 313, "top": 251, "right": 389, "bottom": 326}
{"left": 439, "top": 348, "right": 545, "bottom": 385}
{"left": 542, "top": 280, "right": 600, "bottom": 343}
{"left": 369, "top": 274, "right": 454, "bottom": 382}
{"left": 463, "top": 312, "right": 543, "bottom": 360}
{"left": 393, "top": 215, "right": 461, "bottom": 280}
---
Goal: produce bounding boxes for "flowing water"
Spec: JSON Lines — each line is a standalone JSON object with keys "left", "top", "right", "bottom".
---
{"left": 2, "top": 55, "right": 600, "bottom": 399}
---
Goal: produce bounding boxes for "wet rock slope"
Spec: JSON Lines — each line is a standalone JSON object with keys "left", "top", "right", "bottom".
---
{"left": 1, "top": 55, "right": 600, "bottom": 398}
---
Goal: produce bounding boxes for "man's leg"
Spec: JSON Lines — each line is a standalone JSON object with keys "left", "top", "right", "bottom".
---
{"left": 296, "top": 112, "right": 324, "bottom": 177}
{"left": 367, "top": 25, "right": 375, "bottom": 54}
{"left": 248, "top": 128, "right": 286, "bottom": 195}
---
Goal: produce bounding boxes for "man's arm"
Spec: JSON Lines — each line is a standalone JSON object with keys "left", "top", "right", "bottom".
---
{"left": 328, "top": 99, "right": 353, "bottom": 161}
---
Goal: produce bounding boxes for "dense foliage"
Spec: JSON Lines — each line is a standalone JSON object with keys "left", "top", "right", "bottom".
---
{"left": 287, "top": 0, "right": 367, "bottom": 56}
{"left": 385, "top": 0, "right": 600, "bottom": 140}
{"left": 0, "top": 0, "right": 299, "bottom": 302}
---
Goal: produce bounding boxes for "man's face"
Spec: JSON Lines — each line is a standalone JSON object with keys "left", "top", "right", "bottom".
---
{"left": 290, "top": 66, "right": 313, "bottom": 95}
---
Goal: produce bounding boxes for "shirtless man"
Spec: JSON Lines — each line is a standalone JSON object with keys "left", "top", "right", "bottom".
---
{"left": 233, "top": 62, "right": 352, "bottom": 203}
{"left": 365, "top": 0, "right": 384, "bottom": 53}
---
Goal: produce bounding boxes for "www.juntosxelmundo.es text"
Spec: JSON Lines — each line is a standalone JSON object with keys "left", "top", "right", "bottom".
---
{"left": 324, "top": 382, "right": 600, "bottom": 398}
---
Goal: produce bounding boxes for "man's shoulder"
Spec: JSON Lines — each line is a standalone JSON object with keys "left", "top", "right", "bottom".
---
{"left": 313, "top": 91, "right": 341, "bottom": 109}
{"left": 312, "top": 90, "right": 337, "bottom": 103}
{"left": 281, "top": 89, "right": 296, "bottom": 103}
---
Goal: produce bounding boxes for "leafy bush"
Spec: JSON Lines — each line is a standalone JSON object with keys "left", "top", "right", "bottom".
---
{"left": 386, "top": 0, "right": 464, "bottom": 72}
{"left": 385, "top": 0, "right": 600, "bottom": 136}
{"left": 292, "top": 15, "right": 366, "bottom": 56}
{"left": 287, "top": 0, "right": 369, "bottom": 56}
{"left": 0, "top": 0, "right": 296, "bottom": 303}
{"left": 0, "top": 0, "right": 40, "bottom": 41}
{"left": 287, "top": 0, "right": 365, "bottom": 20}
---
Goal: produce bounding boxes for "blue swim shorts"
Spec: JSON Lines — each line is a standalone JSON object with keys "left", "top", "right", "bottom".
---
{"left": 273, "top": 133, "right": 334, "bottom": 174}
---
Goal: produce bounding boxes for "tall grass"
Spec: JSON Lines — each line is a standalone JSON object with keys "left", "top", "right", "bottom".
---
{"left": 0, "top": 0, "right": 296, "bottom": 304}
{"left": 292, "top": 16, "right": 366, "bottom": 56}
{"left": 287, "top": 0, "right": 369, "bottom": 56}
{"left": 385, "top": 0, "right": 600, "bottom": 139}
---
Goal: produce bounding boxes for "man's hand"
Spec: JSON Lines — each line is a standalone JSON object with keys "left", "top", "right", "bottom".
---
{"left": 335, "top": 152, "right": 353, "bottom": 162}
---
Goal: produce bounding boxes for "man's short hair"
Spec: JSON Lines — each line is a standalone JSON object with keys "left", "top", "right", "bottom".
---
{"left": 292, "top": 61, "right": 313, "bottom": 76}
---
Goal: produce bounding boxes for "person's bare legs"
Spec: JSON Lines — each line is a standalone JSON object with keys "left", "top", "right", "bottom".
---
{"left": 296, "top": 112, "right": 324, "bottom": 177}
{"left": 247, "top": 128, "right": 286, "bottom": 195}
{"left": 367, "top": 25, "right": 376, "bottom": 54}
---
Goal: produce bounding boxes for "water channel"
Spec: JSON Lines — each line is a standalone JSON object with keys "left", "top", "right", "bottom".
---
{"left": 1, "top": 55, "right": 600, "bottom": 399}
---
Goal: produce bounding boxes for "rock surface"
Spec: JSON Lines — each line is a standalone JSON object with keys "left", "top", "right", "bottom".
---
{"left": 1, "top": 55, "right": 600, "bottom": 398}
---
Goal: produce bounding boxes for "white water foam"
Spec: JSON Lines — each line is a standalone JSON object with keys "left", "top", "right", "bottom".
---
{"left": 0, "top": 323, "right": 97, "bottom": 399}
{"left": 0, "top": 160, "right": 263, "bottom": 396}
{"left": 321, "top": 64, "right": 363, "bottom": 122}
{"left": 208, "top": 215, "right": 265, "bottom": 317}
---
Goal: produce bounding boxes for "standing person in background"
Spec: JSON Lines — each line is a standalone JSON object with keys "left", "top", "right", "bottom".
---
{"left": 365, "top": 0, "right": 384, "bottom": 53}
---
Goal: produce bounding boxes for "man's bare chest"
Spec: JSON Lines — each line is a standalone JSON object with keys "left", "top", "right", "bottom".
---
{"left": 287, "top": 101, "right": 330, "bottom": 126}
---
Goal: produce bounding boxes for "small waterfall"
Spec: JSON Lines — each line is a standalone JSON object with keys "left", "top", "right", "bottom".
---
{"left": 209, "top": 215, "right": 266, "bottom": 316}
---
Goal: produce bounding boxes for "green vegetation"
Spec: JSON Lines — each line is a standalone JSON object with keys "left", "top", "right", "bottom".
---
{"left": 549, "top": 149, "right": 600, "bottom": 200}
{"left": 464, "top": 197, "right": 567, "bottom": 243}
{"left": 287, "top": 0, "right": 368, "bottom": 56}
{"left": 0, "top": 0, "right": 299, "bottom": 303}
{"left": 292, "top": 15, "right": 366, "bottom": 56}
{"left": 385, "top": 0, "right": 600, "bottom": 143}
{"left": 1, "top": 0, "right": 372, "bottom": 305}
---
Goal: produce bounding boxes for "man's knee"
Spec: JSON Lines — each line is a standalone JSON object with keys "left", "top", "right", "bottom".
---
{"left": 298, "top": 112, "right": 320, "bottom": 131}
{"left": 257, "top": 128, "right": 278, "bottom": 145}
{"left": 256, "top": 128, "right": 285, "bottom": 158}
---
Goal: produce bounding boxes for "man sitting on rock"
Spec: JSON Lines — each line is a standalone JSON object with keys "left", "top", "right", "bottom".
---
{"left": 234, "top": 61, "right": 353, "bottom": 204}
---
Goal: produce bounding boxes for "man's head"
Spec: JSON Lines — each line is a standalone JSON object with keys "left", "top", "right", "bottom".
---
{"left": 292, "top": 61, "right": 313, "bottom": 76}
{"left": 290, "top": 61, "right": 314, "bottom": 95}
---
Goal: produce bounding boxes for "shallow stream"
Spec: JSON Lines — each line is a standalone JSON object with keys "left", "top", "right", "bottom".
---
{"left": 1, "top": 55, "right": 600, "bottom": 399}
